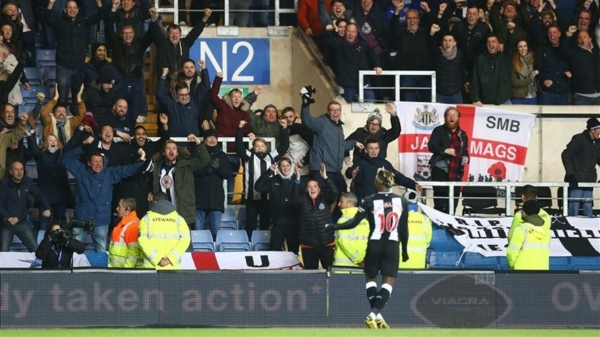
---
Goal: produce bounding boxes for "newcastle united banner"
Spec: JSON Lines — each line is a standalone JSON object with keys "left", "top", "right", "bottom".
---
{"left": 420, "top": 204, "right": 600, "bottom": 257}
{"left": 397, "top": 103, "right": 536, "bottom": 183}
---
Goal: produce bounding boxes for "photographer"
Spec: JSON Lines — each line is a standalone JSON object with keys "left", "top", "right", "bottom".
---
{"left": 35, "top": 223, "right": 85, "bottom": 268}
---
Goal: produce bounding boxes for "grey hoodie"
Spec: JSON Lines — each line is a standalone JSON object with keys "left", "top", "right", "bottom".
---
{"left": 151, "top": 200, "right": 176, "bottom": 215}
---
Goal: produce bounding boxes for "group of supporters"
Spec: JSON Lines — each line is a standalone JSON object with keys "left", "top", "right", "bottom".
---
{"left": 299, "top": 0, "right": 600, "bottom": 105}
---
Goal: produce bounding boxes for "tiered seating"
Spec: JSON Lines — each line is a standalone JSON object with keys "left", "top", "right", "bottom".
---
{"left": 191, "top": 230, "right": 215, "bottom": 252}
{"left": 216, "top": 230, "right": 250, "bottom": 252}
{"left": 250, "top": 230, "right": 271, "bottom": 251}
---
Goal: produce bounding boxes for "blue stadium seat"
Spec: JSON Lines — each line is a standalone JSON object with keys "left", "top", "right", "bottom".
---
{"left": 191, "top": 230, "right": 215, "bottom": 252}
{"left": 37, "top": 230, "right": 46, "bottom": 244}
{"left": 462, "top": 252, "right": 499, "bottom": 270}
{"left": 428, "top": 251, "right": 463, "bottom": 269}
{"left": 251, "top": 230, "right": 271, "bottom": 251}
{"left": 222, "top": 207, "right": 236, "bottom": 221}
{"left": 220, "top": 220, "right": 237, "bottom": 230}
{"left": 21, "top": 85, "right": 50, "bottom": 104}
{"left": 216, "top": 230, "right": 250, "bottom": 252}
{"left": 550, "top": 257, "right": 571, "bottom": 270}
{"left": 23, "top": 67, "right": 43, "bottom": 86}
{"left": 83, "top": 233, "right": 94, "bottom": 251}
{"left": 570, "top": 257, "right": 600, "bottom": 270}
{"left": 498, "top": 257, "right": 509, "bottom": 270}
{"left": 36, "top": 49, "right": 56, "bottom": 67}
{"left": 429, "top": 227, "right": 464, "bottom": 252}
{"left": 237, "top": 206, "right": 246, "bottom": 229}
{"left": 84, "top": 252, "right": 108, "bottom": 268}
{"left": 43, "top": 67, "right": 56, "bottom": 87}
{"left": 9, "top": 235, "right": 28, "bottom": 252}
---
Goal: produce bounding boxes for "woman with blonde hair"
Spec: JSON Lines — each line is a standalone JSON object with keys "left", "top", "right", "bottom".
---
{"left": 511, "top": 39, "right": 538, "bottom": 105}
{"left": 28, "top": 134, "right": 72, "bottom": 230}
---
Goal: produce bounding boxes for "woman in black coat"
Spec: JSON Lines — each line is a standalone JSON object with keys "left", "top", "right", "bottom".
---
{"left": 29, "top": 134, "right": 72, "bottom": 230}
{"left": 254, "top": 157, "right": 300, "bottom": 254}
{"left": 293, "top": 163, "right": 339, "bottom": 270}
{"left": 35, "top": 222, "right": 85, "bottom": 269}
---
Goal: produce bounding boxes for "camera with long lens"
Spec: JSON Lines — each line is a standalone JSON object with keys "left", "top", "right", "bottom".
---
{"left": 59, "top": 216, "right": 95, "bottom": 232}
{"left": 48, "top": 229, "right": 73, "bottom": 245}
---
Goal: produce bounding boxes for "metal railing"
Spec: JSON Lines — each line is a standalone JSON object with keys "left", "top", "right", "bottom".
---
{"left": 296, "top": 26, "right": 342, "bottom": 97}
{"left": 417, "top": 181, "right": 600, "bottom": 217}
{"left": 154, "top": 0, "right": 298, "bottom": 27}
{"left": 358, "top": 70, "right": 436, "bottom": 102}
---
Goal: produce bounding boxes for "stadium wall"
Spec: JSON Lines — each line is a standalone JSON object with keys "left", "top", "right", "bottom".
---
{"left": 1, "top": 271, "right": 598, "bottom": 328}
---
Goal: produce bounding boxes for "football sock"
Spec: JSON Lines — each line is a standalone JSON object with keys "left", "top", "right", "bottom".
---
{"left": 366, "top": 282, "right": 378, "bottom": 309}
{"left": 372, "top": 283, "right": 392, "bottom": 315}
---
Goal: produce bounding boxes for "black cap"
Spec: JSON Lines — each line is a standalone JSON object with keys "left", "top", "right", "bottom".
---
{"left": 522, "top": 200, "right": 540, "bottom": 216}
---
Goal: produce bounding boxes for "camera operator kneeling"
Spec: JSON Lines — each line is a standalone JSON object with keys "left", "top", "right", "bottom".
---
{"left": 35, "top": 223, "right": 85, "bottom": 268}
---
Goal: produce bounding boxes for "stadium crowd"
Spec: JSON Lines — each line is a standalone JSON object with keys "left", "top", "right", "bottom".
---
{"left": 0, "top": 0, "right": 597, "bottom": 271}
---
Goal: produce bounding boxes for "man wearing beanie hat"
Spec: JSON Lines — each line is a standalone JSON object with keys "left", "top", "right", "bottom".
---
{"left": 250, "top": 103, "right": 286, "bottom": 149}
{"left": 193, "top": 128, "right": 233, "bottom": 239}
{"left": 489, "top": 0, "right": 527, "bottom": 56}
{"left": 345, "top": 103, "right": 400, "bottom": 161}
{"left": 561, "top": 117, "right": 600, "bottom": 217}
{"left": 507, "top": 200, "right": 550, "bottom": 270}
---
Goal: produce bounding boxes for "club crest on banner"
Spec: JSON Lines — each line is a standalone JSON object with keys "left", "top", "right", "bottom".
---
{"left": 412, "top": 105, "right": 441, "bottom": 131}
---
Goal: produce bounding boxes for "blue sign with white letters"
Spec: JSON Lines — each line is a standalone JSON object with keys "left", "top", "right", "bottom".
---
{"left": 190, "top": 38, "right": 271, "bottom": 85}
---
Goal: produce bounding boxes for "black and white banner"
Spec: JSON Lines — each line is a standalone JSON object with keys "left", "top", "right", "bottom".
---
{"left": 420, "top": 204, "right": 600, "bottom": 257}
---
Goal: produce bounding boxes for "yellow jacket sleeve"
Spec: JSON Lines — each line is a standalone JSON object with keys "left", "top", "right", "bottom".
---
{"left": 508, "top": 211, "right": 522, "bottom": 243}
{"left": 166, "top": 216, "right": 191, "bottom": 265}
{"left": 506, "top": 225, "right": 525, "bottom": 269}
{"left": 124, "top": 224, "right": 142, "bottom": 268}
{"left": 138, "top": 217, "right": 162, "bottom": 267}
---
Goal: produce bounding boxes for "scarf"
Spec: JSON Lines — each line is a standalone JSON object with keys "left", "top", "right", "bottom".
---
{"left": 90, "top": 58, "right": 107, "bottom": 72}
{"left": 440, "top": 46, "right": 458, "bottom": 60}
{"left": 159, "top": 162, "right": 176, "bottom": 206}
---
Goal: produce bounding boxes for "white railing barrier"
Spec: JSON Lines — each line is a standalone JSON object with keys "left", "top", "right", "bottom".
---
{"left": 358, "top": 70, "right": 437, "bottom": 103}
{"left": 416, "top": 181, "right": 600, "bottom": 217}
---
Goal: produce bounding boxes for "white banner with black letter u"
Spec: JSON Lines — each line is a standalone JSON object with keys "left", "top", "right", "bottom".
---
{"left": 420, "top": 204, "right": 600, "bottom": 257}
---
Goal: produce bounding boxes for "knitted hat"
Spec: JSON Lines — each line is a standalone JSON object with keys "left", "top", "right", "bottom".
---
{"left": 586, "top": 117, "right": 600, "bottom": 131}
{"left": 203, "top": 128, "right": 218, "bottom": 139}
{"left": 91, "top": 42, "right": 107, "bottom": 57}
{"left": 522, "top": 200, "right": 540, "bottom": 216}
{"left": 96, "top": 72, "right": 115, "bottom": 85}
{"left": 366, "top": 108, "right": 382, "bottom": 126}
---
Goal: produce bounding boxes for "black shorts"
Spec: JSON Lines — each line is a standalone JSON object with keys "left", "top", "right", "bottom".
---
{"left": 363, "top": 240, "right": 399, "bottom": 278}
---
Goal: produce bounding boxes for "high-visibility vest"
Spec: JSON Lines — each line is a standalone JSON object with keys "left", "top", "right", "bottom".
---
{"left": 108, "top": 211, "right": 143, "bottom": 268}
{"left": 399, "top": 211, "right": 432, "bottom": 269}
{"left": 138, "top": 210, "right": 191, "bottom": 269}
{"left": 333, "top": 207, "right": 370, "bottom": 267}
{"left": 506, "top": 222, "right": 550, "bottom": 270}
{"left": 508, "top": 207, "right": 551, "bottom": 243}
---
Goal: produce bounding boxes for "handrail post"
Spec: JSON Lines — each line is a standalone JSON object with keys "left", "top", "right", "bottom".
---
{"left": 224, "top": 0, "right": 230, "bottom": 26}
{"left": 448, "top": 182, "right": 455, "bottom": 215}
{"left": 562, "top": 184, "right": 569, "bottom": 216}
{"left": 504, "top": 185, "right": 512, "bottom": 216}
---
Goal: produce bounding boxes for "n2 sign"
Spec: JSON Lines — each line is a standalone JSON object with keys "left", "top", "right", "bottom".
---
{"left": 190, "top": 38, "right": 270, "bottom": 85}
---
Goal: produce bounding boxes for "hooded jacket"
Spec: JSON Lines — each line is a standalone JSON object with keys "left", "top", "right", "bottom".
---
{"left": 254, "top": 166, "right": 299, "bottom": 227}
{"left": 0, "top": 121, "right": 25, "bottom": 179}
{"left": 151, "top": 19, "right": 207, "bottom": 74}
{"left": 506, "top": 213, "right": 550, "bottom": 270}
{"left": 194, "top": 143, "right": 233, "bottom": 212}
{"left": 0, "top": 175, "right": 50, "bottom": 223}
{"left": 294, "top": 178, "right": 339, "bottom": 247}
{"left": 470, "top": 49, "right": 512, "bottom": 104}
{"left": 82, "top": 81, "right": 118, "bottom": 120}
{"left": 138, "top": 200, "right": 190, "bottom": 269}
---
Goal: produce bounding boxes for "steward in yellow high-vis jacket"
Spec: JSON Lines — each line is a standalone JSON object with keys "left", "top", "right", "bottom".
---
{"left": 333, "top": 193, "right": 370, "bottom": 267}
{"left": 139, "top": 193, "right": 190, "bottom": 269}
{"left": 108, "top": 198, "right": 142, "bottom": 268}
{"left": 399, "top": 203, "right": 432, "bottom": 269}
{"left": 508, "top": 185, "right": 551, "bottom": 243}
{"left": 507, "top": 200, "right": 550, "bottom": 270}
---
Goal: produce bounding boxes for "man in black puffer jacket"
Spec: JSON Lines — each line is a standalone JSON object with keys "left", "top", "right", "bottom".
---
{"left": 45, "top": 0, "right": 107, "bottom": 105}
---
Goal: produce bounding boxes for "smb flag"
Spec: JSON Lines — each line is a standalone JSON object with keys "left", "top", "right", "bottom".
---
{"left": 396, "top": 103, "right": 536, "bottom": 184}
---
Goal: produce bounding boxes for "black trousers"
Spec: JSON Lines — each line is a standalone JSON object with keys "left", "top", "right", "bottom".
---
{"left": 245, "top": 199, "right": 271, "bottom": 238}
{"left": 301, "top": 245, "right": 334, "bottom": 270}
{"left": 270, "top": 222, "right": 300, "bottom": 255}
{"left": 431, "top": 166, "right": 461, "bottom": 214}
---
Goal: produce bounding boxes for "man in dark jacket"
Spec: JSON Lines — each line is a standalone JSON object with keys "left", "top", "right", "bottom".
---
{"left": 194, "top": 129, "right": 232, "bottom": 238}
{"left": 345, "top": 103, "right": 400, "bottom": 160}
{"left": 453, "top": 5, "right": 489, "bottom": 85}
{"left": 428, "top": 107, "right": 470, "bottom": 214}
{"left": 0, "top": 161, "right": 51, "bottom": 251}
{"left": 561, "top": 117, "right": 600, "bottom": 217}
{"left": 105, "top": 0, "right": 155, "bottom": 126}
{"left": 97, "top": 98, "right": 132, "bottom": 141}
{"left": 156, "top": 66, "right": 209, "bottom": 137}
{"left": 72, "top": 42, "right": 123, "bottom": 102}
{"left": 46, "top": 0, "right": 106, "bottom": 105}
{"left": 346, "top": 139, "right": 419, "bottom": 203}
{"left": 470, "top": 34, "right": 512, "bottom": 106}
{"left": 534, "top": 25, "right": 571, "bottom": 105}
{"left": 434, "top": 30, "right": 467, "bottom": 104}
{"left": 561, "top": 28, "right": 600, "bottom": 105}
{"left": 151, "top": 8, "right": 212, "bottom": 75}
{"left": 82, "top": 72, "right": 118, "bottom": 120}
{"left": 322, "top": 23, "right": 381, "bottom": 102}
